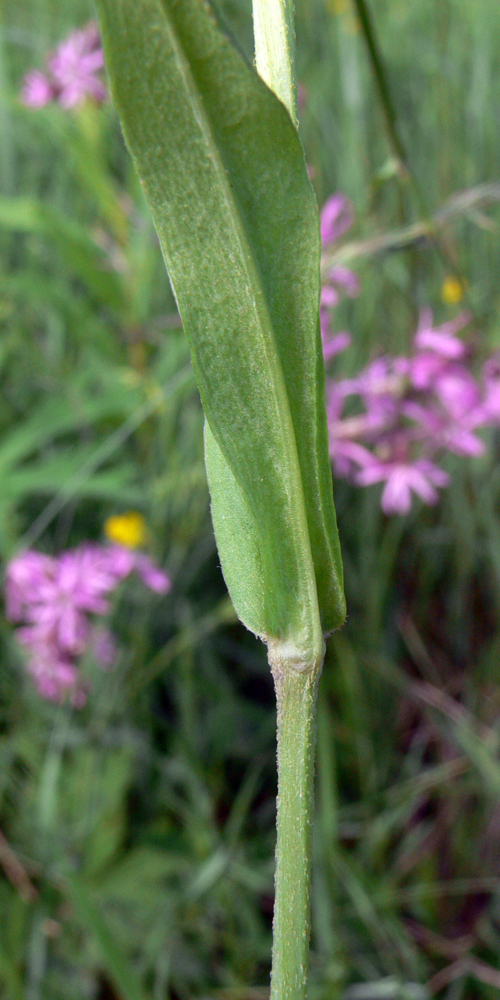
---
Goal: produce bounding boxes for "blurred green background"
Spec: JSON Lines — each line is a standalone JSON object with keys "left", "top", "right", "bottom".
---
{"left": 2, "top": 0, "right": 500, "bottom": 997}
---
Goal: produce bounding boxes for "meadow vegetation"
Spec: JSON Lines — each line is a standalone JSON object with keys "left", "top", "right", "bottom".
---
{"left": 1, "top": 0, "right": 500, "bottom": 997}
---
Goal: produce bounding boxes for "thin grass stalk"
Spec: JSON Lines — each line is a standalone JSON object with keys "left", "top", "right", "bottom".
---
{"left": 352, "top": 0, "right": 470, "bottom": 302}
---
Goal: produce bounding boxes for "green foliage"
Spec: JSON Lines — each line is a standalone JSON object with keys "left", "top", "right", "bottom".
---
{"left": 66, "top": 876, "right": 149, "bottom": 1000}
{"left": 95, "top": 0, "right": 345, "bottom": 650}
{"left": 0, "top": 195, "right": 124, "bottom": 312}
{"left": 1, "top": 0, "right": 500, "bottom": 998}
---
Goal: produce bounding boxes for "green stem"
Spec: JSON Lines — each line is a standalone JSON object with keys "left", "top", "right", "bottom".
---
{"left": 251, "top": 5, "right": 322, "bottom": 998}
{"left": 352, "top": 0, "right": 472, "bottom": 304}
{"left": 269, "top": 658, "right": 322, "bottom": 1000}
{"left": 351, "top": 0, "right": 407, "bottom": 171}
{"left": 252, "top": 0, "right": 298, "bottom": 126}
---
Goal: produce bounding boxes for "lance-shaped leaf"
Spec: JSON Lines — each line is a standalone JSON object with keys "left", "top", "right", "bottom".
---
{"left": 96, "top": 0, "right": 346, "bottom": 658}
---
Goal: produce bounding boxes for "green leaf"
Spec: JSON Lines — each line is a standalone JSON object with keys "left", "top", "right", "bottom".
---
{"left": 0, "top": 196, "right": 125, "bottom": 313}
{"left": 204, "top": 423, "right": 265, "bottom": 632}
{"left": 40, "top": 105, "right": 130, "bottom": 244}
{"left": 5, "top": 454, "right": 140, "bottom": 503}
{"left": 65, "top": 876, "right": 148, "bottom": 1000}
{"left": 0, "top": 395, "right": 126, "bottom": 475}
{"left": 96, "top": 0, "right": 345, "bottom": 655}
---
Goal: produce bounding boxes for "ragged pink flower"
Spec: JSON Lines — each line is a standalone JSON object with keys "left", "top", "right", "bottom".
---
{"left": 329, "top": 437, "right": 375, "bottom": 480}
{"left": 409, "top": 311, "right": 471, "bottom": 391}
{"left": 414, "top": 309, "right": 470, "bottom": 359}
{"left": 5, "top": 550, "right": 54, "bottom": 620}
{"left": 319, "top": 192, "right": 500, "bottom": 514}
{"left": 327, "top": 266, "right": 360, "bottom": 299}
{"left": 356, "top": 458, "right": 450, "bottom": 516}
{"left": 319, "top": 192, "right": 359, "bottom": 363}
{"left": 4, "top": 543, "right": 170, "bottom": 704}
{"left": 48, "top": 22, "right": 106, "bottom": 107}
{"left": 322, "top": 331, "right": 352, "bottom": 364}
{"left": 21, "top": 70, "right": 55, "bottom": 108}
{"left": 89, "top": 625, "right": 118, "bottom": 670}
{"left": 21, "top": 22, "right": 106, "bottom": 109}
{"left": 321, "top": 285, "right": 340, "bottom": 310}
{"left": 320, "top": 194, "right": 355, "bottom": 246}
{"left": 325, "top": 305, "right": 500, "bottom": 514}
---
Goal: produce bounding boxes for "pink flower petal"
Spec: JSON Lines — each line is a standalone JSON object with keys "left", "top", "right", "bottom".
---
{"left": 320, "top": 194, "right": 354, "bottom": 246}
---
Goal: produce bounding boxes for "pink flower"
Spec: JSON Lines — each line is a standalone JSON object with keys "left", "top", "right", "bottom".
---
{"left": 21, "top": 70, "right": 55, "bottom": 108}
{"left": 352, "top": 357, "right": 404, "bottom": 403}
{"left": 414, "top": 309, "right": 470, "bottom": 358}
{"left": 321, "top": 285, "right": 339, "bottom": 309}
{"left": 4, "top": 550, "right": 54, "bottom": 620}
{"left": 134, "top": 555, "right": 171, "bottom": 593}
{"left": 20, "top": 22, "right": 106, "bottom": 110}
{"left": 319, "top": 209, "right": 496, "bottom": 515}
{"left": 409, "top": 310, "right": 471, "bottom": 390}
{"left": 320, "top": 194, "right": 354, "bottom": 246}
{"left": 327, "top": 266, "right": 360, "bottom": 298}
{"left": 441, "top": 423, "right": 485, "bottom": 458}
{"left": 414, "top": 328, "right": 466, "bottom": 360}
{"left": 89, "top": 626, "right": 118, "bottom": 669}
{"left": 435, "top": 370, "right": 481, "bottom": 420}
{"left": 29, "top": 649, "right": 80, "bottom": 703}
{"left": 320, "top": 267, "right": 359, "bottom": 365}
{"left": 329, "top": 438, "right": 376, "bottom": 479}
{"left": 356, "top": 459, "right": 450, "bottom": 515}
{"left": 322, "top": 299, "right": 499, "bottom": 513}
{"left": 409, "top": 351, "right": 449, "bottom": 391}
{"left": 325, "top": 375, "right": 358, "bottom": 422}
{"left": 322, "top": 331, "right": 352, "bottom": 363}
{"left": 319, "top": 192, "right": 359, "bottom": 373}
{"left": 49, "top": 23, "right": 106, "bottom": 108}
{"left": 4, "top": 543, "right": 171, "bottom": 703}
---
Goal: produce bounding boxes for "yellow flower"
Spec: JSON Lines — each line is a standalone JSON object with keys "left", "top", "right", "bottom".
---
{"left": 104, "top": 511, "right": 147, "bottom": 549}
{"left": 441, "top": 276, "right": 464, "bottom": 305}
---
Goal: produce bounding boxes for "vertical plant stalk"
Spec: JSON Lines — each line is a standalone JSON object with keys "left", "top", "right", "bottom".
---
{"left": 269, "top": 659, "right": 321, "bottom": 1000}
{"left": 251, "top": 3, "right": 321, "bottom": 996}
{"left": 352, "top": 0, "right": 471, "bottom": 301}
{"left": 96, "top": 0, "right": 344, "bottom": 993}
{"left": 252, "top": 0, "right": 299, "bottom": 126}
{"left": 350, "top": 0, "right": 407, "bottom": 170}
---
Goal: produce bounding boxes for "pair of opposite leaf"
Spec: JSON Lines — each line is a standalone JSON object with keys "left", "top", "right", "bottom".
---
{"left": 96, "top": 0, "right": 346, "bottom": 665}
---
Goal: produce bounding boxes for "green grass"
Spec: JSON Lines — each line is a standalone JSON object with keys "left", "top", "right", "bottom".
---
{"left": 1, "top": 0, "right": 500, "bottom": 997}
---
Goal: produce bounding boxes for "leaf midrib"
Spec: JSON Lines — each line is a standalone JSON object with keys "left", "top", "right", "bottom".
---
{"left": 157, "top": 0, "right": 314, "bottom": 552}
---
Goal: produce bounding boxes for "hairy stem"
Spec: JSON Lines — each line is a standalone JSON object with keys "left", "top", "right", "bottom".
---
{"left": 251, "top": 4, "right": 322, "bottom": 998}
{"left": 268, "top": 656, "right": 323, "bottom": 1000}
